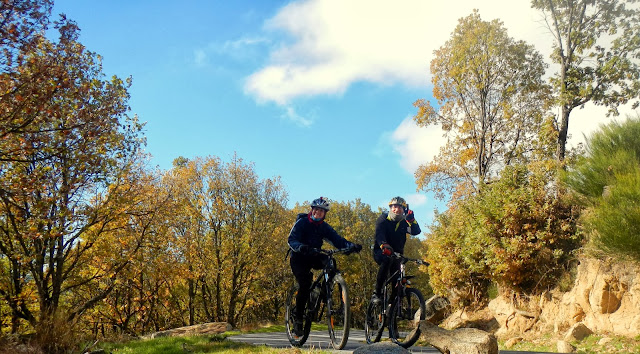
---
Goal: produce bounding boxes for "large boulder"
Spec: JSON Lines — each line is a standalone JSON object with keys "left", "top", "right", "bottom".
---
{"left": 442, "top": 307, "right": 500, "bottom": 333}
{"left": 419, "top": 321, "right": 498, "bottom": 354}
{"left": 424, "top": 295, "right": 451, "bottom": 324}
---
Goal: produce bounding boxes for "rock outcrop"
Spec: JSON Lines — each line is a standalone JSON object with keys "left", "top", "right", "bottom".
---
{"left": 487, "top": 257, "right": 640, "bottom": 339}
{"left": 545, "top": 257, "right": 640, "bottom": 337}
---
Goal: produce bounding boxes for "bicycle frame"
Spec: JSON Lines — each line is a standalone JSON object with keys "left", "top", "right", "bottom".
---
{"left": 365, "top": 252, "right": 428, "bottom": 348}
{"left": 306, "top": 249, "right": 342, "bottom": 320}
{"left": 286, "top": 247, "right": 354, "bottom": 350}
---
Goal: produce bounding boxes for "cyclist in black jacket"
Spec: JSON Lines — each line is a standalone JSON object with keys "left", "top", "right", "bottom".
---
{"left": 372, "top": 196, "right": 421, "bottom": 304}
{"left": 288, "top": 196, "right": 362, "bottom": 336}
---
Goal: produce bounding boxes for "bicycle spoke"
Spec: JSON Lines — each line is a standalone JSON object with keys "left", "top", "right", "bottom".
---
{"left": 365, "top": 300, "right": 384, "bottom": 344}
{"left": 285, "top": 284, "right": 311, "bottom": 347}
{"left": 327, "top": 274, "right": 350, "bottom": 350}
{"left": 389, "top": 288, "right": 426, "bottom": 348}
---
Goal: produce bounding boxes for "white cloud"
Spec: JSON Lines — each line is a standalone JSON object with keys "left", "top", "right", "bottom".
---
{"left": 564, "top": 104, "right": 639, "bottom": 148}
{"left": 390, "top": 116, "right": 447, "bottom": 174}
{"left": 194, "top": 49, "right": 207, "bottom": 67}
{"left": 281, "top": 106, "right": 314, "bottom": 127}
{"left": 245, "top": 0, "right": 639, "bottom": 173}
{"left": 405, "top": 193, "right": 427, "bottom": 208}
{"left": 244, "top": 0, "right": 548, "bottom": 105}
{"left": 193, "top": 37, "right": 270, "bottom": 66}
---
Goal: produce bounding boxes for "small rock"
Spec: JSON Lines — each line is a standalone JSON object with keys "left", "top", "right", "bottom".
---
{"left": 564, "top": 322, "right": 592, "bottom": 341}
{"left": 504, "top": 336, "right": 523, "bottom": 348}
{"left": 597, "top": 337, "right": 613, "bottom": 345}
{"left": 557, "top": 340, "right": 576, "bottom": 353}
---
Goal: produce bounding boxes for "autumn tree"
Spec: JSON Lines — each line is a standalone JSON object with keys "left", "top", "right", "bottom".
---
{"left": 0, "top": 1, "right": 66, "bottom": 166}
{"left": 72, "top": 165, "right": 181, "bottom": 337}
{"left": 1, "top": 0, "right": 52, "bottom": 66}
{"left": 0, "top": 12, "right": 145, "bottom": 350}
{"left": 532, "top": 0, "right": 640, "bottom": 161}
{"left": 413, "top": 10, "right": 551, "bottom": 200}
{"left": 166, "top": 155, "right": 289, "bottom": 328}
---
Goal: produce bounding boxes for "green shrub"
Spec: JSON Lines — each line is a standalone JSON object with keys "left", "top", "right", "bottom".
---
{"left": 427, "top": 162, "right": 582, "bottom": 305}
{"left": 564, "top": 116, "right": 640, "bottom": 262}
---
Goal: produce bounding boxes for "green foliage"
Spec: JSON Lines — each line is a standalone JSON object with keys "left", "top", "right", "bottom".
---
{"left": 564, "top": 116, "right": 640, "bottom": 261}
{"left": 427, "top": 162, "right": 582, "bottom": 305}
{"left": 486, "top": 282, "right": 498, "bottom": 300}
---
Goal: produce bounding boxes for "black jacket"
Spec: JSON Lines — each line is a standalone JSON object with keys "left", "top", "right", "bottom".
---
{"left": 288, "top": 213, "right": 353, "bottom": 253}
{"left": 374, "top": 212, "right": 421, "bottom": 255}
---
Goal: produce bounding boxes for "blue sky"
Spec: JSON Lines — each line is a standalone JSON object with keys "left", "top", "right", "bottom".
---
{"left": 50, "top": 0, "right": 635, "bottom": 231}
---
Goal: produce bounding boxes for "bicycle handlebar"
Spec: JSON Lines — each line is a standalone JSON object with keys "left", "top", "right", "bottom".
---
{"left": 391, "top": 252, "right": 430, "bottom": 266}
{"left": 313, "top": 247, "right": 354, "bottom": 256}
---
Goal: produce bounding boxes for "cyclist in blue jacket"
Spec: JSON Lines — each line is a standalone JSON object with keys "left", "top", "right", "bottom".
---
{"left": 288, "top": 196, "right": 362, "bottom": 336}
{"left": 372, "top": 196, "right": 421, "bottom": 304}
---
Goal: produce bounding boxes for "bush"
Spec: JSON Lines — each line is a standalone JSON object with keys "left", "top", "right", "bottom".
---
{"left": 564, "top": 116, "right": 640, "bottom": 262}
{"left": 426, "top": 162, "right": 582, "bottom": 305}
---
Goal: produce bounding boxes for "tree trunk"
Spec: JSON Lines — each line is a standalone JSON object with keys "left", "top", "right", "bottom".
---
{"left": 188, "top": 276, "right": 195, "bottom": 325}
{"left": 556, "top": 106, "right": 570, "bottom": 161}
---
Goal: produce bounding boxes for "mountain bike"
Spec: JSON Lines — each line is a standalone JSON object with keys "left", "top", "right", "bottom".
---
{"left": 285, "top": 247, "right": 355, "bottom": 349}
{"left": 365, "top": 252, "right": 429, "bottom": 348}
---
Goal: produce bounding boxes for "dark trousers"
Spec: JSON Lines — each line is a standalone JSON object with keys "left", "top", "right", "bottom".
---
{"left": 290, "top": 252, "right": 327, "bottom": 321}
{"left": 374, "top": 251, "right": 402, "bottom": 298}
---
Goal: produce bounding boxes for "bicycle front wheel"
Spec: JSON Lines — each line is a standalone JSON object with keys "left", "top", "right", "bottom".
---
{"left": 285, "top": 284, "right": 312, "bottom": 347}
{"left": 389, "top": 287, "right": 426, "bottom": 348}
{"left": 326, "top": 274, "right": 350, "bottom": 350}
{"left": 364, "top": 298, "right": 384, "bottom": 344}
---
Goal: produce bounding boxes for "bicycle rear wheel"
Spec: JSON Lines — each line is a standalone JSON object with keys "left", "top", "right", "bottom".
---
{"left": 326, "top": 274, "right": 350, "bottom": 350}
{"left": 364, "top": 298, "right": 384, "bottom": 344}
{"left": 285, "top": 284, "right": 312, "bottom": 347}
{"left": 389, "top": 287, "right": 426, "bottom": 348}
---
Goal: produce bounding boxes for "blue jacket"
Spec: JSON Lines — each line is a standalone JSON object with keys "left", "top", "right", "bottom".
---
{"left": 288, "top": 213, "right": 353, "bottom": 253}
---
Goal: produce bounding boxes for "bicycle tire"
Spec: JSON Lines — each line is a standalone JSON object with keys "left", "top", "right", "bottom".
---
{"left": 285, "top": 284, "right": 312, "bottom": 347}
{"left": 389, "top": 287, "right": 426, "bottom": 348}
{"left": 364, "top": 299, "right": 384, "bottom": 344}
{"left": 326, "top": 274, "right": 350, "bottom": 349}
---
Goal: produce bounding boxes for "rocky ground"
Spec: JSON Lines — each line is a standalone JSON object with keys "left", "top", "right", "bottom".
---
{"left": 433, "top": 256, "right": 640, "bottom": 353}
